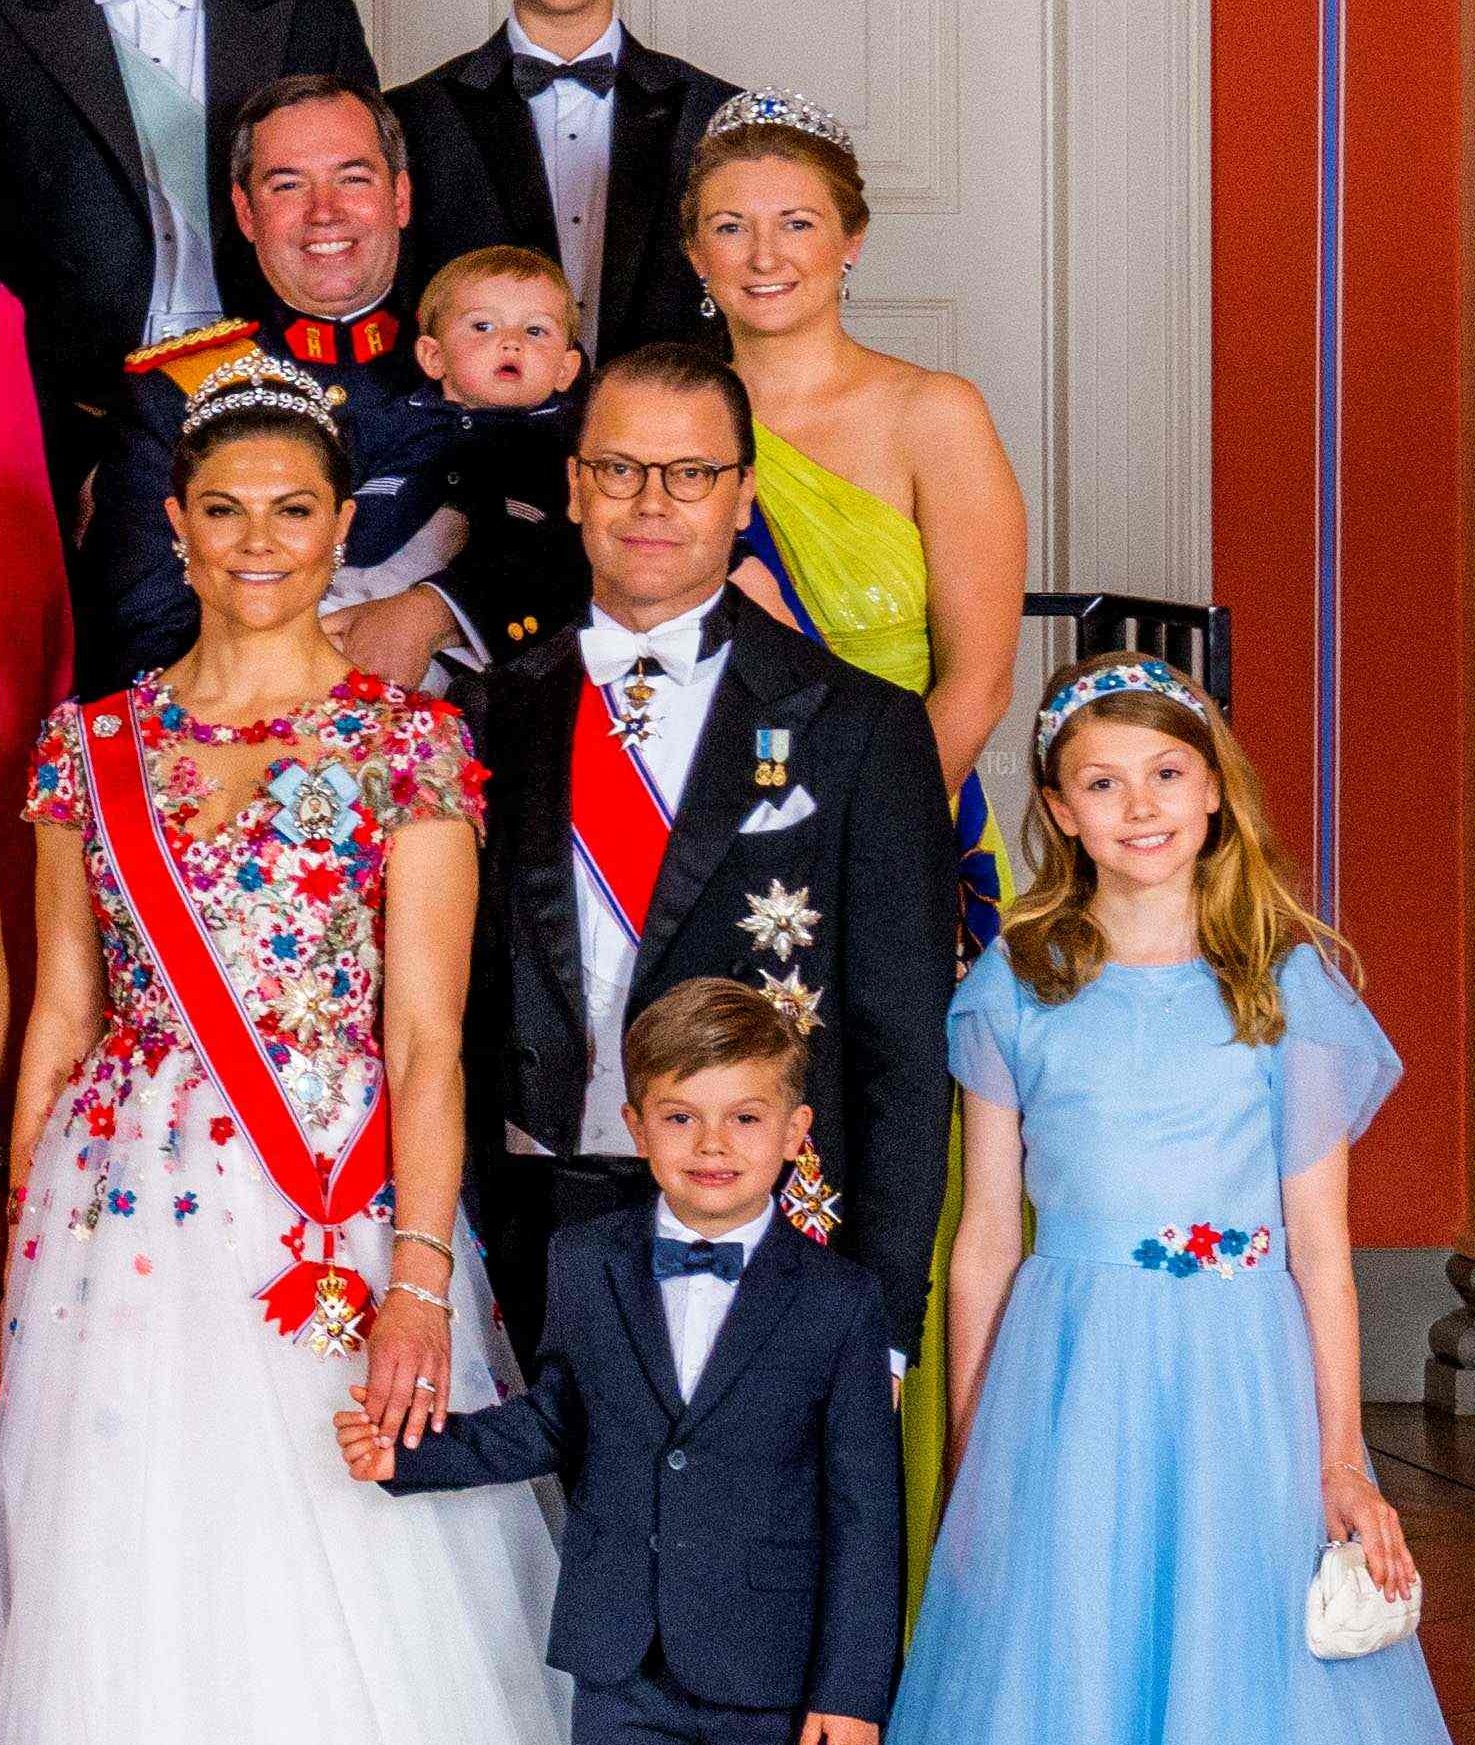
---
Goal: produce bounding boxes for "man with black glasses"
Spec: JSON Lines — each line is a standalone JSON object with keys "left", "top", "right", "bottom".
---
{"left": 467, "top": 341, "right": 958, "bottom": 1389}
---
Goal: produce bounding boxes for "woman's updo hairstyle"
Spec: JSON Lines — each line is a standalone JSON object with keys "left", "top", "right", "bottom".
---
{"left": 681, "top": 121, "right": 870, "bottom": 244}
{"left": 171, "top": 352, "right": 352, "bottom": 507}
{"left": 171, "top": 399, "right": 352, "bottom": 507}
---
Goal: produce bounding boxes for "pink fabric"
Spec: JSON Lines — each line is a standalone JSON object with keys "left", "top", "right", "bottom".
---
{"left": 0, "top": 287, "right": 75, "bottom": 1076}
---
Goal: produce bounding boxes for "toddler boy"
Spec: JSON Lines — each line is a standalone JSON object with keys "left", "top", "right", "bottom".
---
{"left": 336, "top": 977, "right": 900, "bottom": 1745}
{"left": 325, "top": 245, "right": 590, "bottom": 680}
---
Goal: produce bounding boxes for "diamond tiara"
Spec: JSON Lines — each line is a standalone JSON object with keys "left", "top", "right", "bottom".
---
{"left": 180, "top": 348, "right": 341, "bottom": 438}
{"left": 705, "top": 89, "right": 854, "bottom": 157}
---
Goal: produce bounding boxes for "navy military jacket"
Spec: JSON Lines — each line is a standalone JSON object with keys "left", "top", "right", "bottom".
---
{"left": 74, "top": 294, "right": 418, "bottom": 699}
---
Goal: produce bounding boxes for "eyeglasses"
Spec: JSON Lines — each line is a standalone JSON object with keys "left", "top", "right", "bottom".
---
{"left": 576, "top": 455, "right": 746, "bottom": 503}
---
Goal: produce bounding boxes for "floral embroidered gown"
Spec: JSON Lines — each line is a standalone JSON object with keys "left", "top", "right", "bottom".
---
{"left": 0, "top": 673, "right": 571, "bottom": 1745}
{"left": 887, "top": 941, "right": 1451, "bottom": 1745}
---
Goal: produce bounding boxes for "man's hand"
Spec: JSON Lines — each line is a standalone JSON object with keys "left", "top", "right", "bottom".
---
{"left": 335, "top": 1386, "right": 397, "bottom": 1482}
{"left": 798, "top": 1715, "right": 878, "bottom": 1745}
{"left": 321, "top": 585, "right": 458, "bottom": 688}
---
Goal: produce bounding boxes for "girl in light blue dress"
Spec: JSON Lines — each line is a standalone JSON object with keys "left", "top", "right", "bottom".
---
{"left": 888, "top": 653, "right": 1450, "bottom": 1745}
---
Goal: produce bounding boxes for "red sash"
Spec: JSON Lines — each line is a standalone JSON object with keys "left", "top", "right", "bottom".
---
{"left": 570, "top": 677, "right": 673, "bottom": 945}
{"left": 79, "top": 693, "right": 387, "bottom": 1343}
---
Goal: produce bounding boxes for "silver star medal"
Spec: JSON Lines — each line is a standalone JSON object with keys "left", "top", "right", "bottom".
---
{"left": 738, "top": 880, "right": 821, "bottom": 964}
{"left": 610, "top": 659, "right": 658, "bottom": 750}
{"left": 758, "top": 967, "right": 824, "bottom": 1035}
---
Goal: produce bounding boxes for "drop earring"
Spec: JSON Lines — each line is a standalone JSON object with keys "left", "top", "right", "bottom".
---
{"left": 699, "top": 277, "right": 718, "bottom": 320}
{"left": 171, "top": 538, "right": 187, "bottom": 562}
{"left": 841, "top": 261, "right": 854, "bottom": 302}
{"left": 332, "top": 541, "right": 347, "bottom": 570}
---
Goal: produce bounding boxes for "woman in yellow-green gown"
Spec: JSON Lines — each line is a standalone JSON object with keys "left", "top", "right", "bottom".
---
{"left": 684, "top": 93, "right": 1028, "bottom": 1623}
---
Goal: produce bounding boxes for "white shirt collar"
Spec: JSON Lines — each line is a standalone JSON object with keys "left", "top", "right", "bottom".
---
{"left": 506, "top": 10, "right": 623, "bottom": 67}
{"left": 589, "top": 584, "right": 725, "bottom": 644}
{"left": 656, "top": 1194, "right": 776, "bottom": 1265}
{"left": 96, "top": 0, "right": 197, "bottom": 13}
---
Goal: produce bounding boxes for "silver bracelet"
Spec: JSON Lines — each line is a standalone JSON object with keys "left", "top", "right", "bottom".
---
{"left": 385, "top": 1280, "right": 455, "bottom": 1318}
{"left": 1322, "top": 1460, "right": 1368, "bottom": 1482}
{"left": 392, "top": 1228, "right": 455, "bottom": 1268}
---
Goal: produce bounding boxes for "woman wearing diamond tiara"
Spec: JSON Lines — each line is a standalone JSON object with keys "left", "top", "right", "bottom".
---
{"left": 888, "top": 653, "right": 1448, "bottom": 1745}
{"left": 683, "top": 89, "right": 1026, "bottom": 1608}
{"left": 0, "top": 356, "right": 571, "bottom": 1744}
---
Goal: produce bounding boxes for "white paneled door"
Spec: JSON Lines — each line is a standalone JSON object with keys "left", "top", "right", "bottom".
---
{"left": 357, "top": 0, "right": 1210, "bottom": 853}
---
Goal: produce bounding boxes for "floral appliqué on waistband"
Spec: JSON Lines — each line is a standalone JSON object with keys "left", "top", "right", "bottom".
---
{"left": 1133, "top": 1223, "right": 1272, "bottom": 1278}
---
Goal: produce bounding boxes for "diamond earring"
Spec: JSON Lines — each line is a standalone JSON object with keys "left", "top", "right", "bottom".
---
{"left": 841, "top": 261, "right": 854, "bottom": 302}
{"left": 699, "top": 277, "right": 718, "bottom": 320}
{"left": 171, "top": 538, "right": 187, "bottom": 562}
{"left": 332, "top": 541, "right": 347, "bottom": 570}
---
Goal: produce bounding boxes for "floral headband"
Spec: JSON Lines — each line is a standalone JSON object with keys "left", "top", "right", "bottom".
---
{"left": 1036, "top": 659, "right": 1210, "bottom": 762}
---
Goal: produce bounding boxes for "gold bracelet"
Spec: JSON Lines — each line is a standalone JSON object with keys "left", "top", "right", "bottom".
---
{"left": 392, "top": 1228, "right": 455, "bottom": 1269}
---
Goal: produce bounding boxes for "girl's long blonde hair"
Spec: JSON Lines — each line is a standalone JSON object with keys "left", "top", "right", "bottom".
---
{"left": 1005, "top": 651, "right": 1357, "bottom": 1044}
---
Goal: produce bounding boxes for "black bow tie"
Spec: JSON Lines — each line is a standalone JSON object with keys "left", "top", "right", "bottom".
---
{"left": 511, "top": 52, "right": 617, "bottom": 101}
{"left": 651, "top": 1236, "right": 745, "bottom": 1285}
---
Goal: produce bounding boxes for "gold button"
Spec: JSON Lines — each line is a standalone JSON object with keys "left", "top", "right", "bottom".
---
{"left": 523, "top": 616, "right": 539, "bottom": 633}
{"left": 324, "top": 385, "right": 348, "bottom": 408}
{"left": 507, "top": 623, "right": 524, "bottom": 641}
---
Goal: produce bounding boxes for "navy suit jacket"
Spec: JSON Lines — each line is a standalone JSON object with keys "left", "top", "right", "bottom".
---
{"left": 387, "top": 1203, "right": 901, "bottom": 1721}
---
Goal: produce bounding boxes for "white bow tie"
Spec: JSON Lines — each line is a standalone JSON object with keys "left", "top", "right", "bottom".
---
{"left": 579, "top": 617, "right": 705, "bottom": 688}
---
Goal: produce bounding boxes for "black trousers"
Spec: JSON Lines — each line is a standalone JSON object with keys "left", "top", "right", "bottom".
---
{"left": 573, "top": 1653, "right": 800, "bottom": 1745}
{"left": 482, "top": 1149, "right": 655, "bottom": 1371}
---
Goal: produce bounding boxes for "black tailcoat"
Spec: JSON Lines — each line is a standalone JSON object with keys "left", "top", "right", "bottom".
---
{"left": 388, "top": 1203, "right": 902, "bottom": 1722}
{"left": 387, "top": 26, "right": 738, "bottom": 361}
{"left": 472, "top": 587, "right": 957, "bottom": 1363}
{"left": 0, "top": 0, "right": 376, "bottom": 504}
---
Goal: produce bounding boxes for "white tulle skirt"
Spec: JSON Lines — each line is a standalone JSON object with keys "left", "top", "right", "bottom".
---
{"left": 0, "top": 1051, "right": 572, "bottom": 1744}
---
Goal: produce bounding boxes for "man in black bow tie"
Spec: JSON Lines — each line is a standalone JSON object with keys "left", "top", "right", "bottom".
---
{"left": 389, "top": 1, "right": 738, "bottom": 364}
{"left": 467, "top": 341, "right": 957, "bottom": 1391}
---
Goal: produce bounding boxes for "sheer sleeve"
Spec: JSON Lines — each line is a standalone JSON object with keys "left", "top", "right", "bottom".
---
{"left": 947, "top": 939, "right": 1022, "bottom": 1110}
{"left": 1273, "top": 943, "right": 1402, "bottom": 1177}
{"left": 22, "top": 701, "right": 89, "bottom": 832}
{"left": 380, "top": 697, "right": 488, "bottom": 842}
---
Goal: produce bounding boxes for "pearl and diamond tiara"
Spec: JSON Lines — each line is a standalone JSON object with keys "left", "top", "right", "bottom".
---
{"left": 180, "top": 348, "right": 342, "bottom": 438}
{"left": 705, "top": 88, "right": 854, "bottom": 157}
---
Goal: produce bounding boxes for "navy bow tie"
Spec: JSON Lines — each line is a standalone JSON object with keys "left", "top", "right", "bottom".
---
{"left": 651, "top": 1236, "right": 745, "bottom": 1285}
{"left": 512, "top": 52, "right": 617, "bottom": 100}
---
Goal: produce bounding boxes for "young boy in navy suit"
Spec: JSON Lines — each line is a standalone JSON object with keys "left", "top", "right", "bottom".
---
{"left": 335, "top": 977, "right": 900, "bottom": 1744}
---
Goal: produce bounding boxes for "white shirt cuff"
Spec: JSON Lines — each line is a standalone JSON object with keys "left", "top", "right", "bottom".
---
{"left": 889, "top": 1348, "right": 907, "bottom": 1381}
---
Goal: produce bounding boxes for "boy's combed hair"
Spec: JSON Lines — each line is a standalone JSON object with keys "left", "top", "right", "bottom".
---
{"left": 1006, "top": 651, "right": 1360, "bottom": 1045}
{"left": 624, "top": 977, "right": 809, "bottom": 1108}
{"left": 416, "top": 246, "right": 582, "bottom": 346}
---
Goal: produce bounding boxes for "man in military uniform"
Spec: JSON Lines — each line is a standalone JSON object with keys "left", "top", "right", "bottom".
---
{"left": 0, "top": 0, "right": 377, "bottom": 521}
{"left": 73, "top": 73, "right": 465, "bottom": 698}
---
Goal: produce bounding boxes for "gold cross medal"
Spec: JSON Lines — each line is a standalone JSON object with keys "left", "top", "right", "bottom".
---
{"left": 780, "top": 1137, "right": 842, "bottom": 1245}
{"left": 754, "top": 728, "right": 790, "bottom": 788}
{"left": 309, "top": 1267, "right": 366, "bottom": 1358}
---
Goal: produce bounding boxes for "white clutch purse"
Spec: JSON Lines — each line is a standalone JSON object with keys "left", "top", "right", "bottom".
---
{"left": 1306, "top": 1540, "right": 1422, "bottom": 1660}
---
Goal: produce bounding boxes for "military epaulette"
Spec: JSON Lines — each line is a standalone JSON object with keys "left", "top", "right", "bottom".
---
{"left": 123, "top": 318, "right": 263, "bottom": 396}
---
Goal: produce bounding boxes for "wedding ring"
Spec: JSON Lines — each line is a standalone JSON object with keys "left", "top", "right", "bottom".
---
{"left": 413, "top": 1376, "right": 437, "bottom": 1393}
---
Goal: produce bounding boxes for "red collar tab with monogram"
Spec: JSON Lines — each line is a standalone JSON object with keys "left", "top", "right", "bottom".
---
{"left": 76, "top": 691, "right": 389, "bottom": 1355}
{"left": 569, "top": 677, "right": 674, "bottom": 948}
{"left": 282, "top": 308, "right": 402, "bottom": 368}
